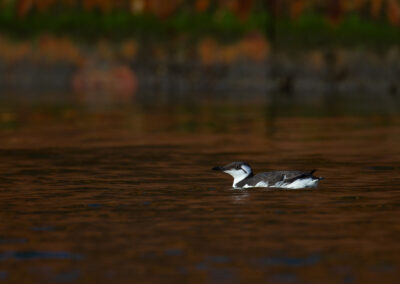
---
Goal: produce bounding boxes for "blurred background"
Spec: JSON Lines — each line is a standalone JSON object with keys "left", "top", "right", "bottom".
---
{"left": 0, "top": 0, "right": 399, "bottom": 107}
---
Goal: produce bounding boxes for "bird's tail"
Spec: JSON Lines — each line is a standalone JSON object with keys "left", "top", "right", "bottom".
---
{"left": 310, "top": 169, "right": 324, "bottom": 180}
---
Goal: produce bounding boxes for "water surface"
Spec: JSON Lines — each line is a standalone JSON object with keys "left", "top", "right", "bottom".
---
{"left": 0, "top": 104, "right": 399, "bottom": 283}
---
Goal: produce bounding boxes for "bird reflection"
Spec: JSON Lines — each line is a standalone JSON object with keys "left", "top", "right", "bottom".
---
{"left": 230, "top": 191, "right": 249, "bottom": 203}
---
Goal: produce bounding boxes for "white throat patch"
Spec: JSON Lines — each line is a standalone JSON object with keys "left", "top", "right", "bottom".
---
{"left": 224, "top": 166, "right": 252, "bottom": 187}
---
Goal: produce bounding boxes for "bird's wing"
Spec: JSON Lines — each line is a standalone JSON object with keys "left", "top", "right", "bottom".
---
{"left": 257, "top": 170, "right": 316, "bottom": 182}
{"left": 254, "top": 172, "right": 286, "bottom": 185}
{"left": 281, "top": 170, "right": 318, "bottom": 183}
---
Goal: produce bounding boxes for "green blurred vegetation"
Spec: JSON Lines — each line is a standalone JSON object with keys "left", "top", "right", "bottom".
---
{"left": 0, "top": 0, "right": 399, "bottom": 48}
{"left": 0, "top": 6, "right": 269, "bottom": 41}
{"left": 276, "top": 12, "right": 400, "bottom": 48}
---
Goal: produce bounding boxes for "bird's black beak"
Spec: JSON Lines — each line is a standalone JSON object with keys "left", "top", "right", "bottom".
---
{"left": 212, "top": 166, "right": 224, "bottom": 171}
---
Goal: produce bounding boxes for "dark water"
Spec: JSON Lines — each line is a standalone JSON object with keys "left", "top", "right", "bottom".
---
{"left": 0, "top": 104, "right": 400, "bottom": 283}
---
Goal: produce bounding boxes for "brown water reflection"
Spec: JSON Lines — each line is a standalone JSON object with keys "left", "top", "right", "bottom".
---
{"left": 0, "top": 104, "right": 400, "bottom": 283}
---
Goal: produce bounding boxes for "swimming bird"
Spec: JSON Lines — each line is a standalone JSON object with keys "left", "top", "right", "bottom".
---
{"left": 212, "top": 161, "right": 323, "bottom": 189}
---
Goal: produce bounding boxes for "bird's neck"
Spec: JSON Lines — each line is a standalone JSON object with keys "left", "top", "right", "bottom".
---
{"left": 232, "top": 172, "right": 253, "bottom": 187}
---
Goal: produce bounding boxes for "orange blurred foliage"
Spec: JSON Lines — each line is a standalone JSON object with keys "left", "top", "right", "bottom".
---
{"left": 218, "top": 0, "right": 254, "bottom": 20}
{"left": 0, "top": 36, "right": 31, "bottom": 63}
{"left": 290, "top": 0, "right": 308, "bottom": 19}
{"left": 387, "top": 0, "right": 400, "bottom": 25}
{"left": 371, "top": 0, "right": 384, "bottom": 18}
{"left": 10, "top": 0, "right": 400, "bottom": 26}
{"left": 198, "top": 37, "right": 220, "bottom": 65}
{"left": 144, "top": 0, "right": 183, "bottom": 18}
{"left": 195, "top": 0, "right": 210, "bottom": 12}
{"left": 16, "top": 0, "right": 33, "bottom": 17}
{"left": 35, "top": 0, "right": 56, "bottom": 12}
{"left": 198, "top": 33, "right": 269, "bottom": 65}
{"left": 35, "top": 35, "right": 84, "bottom": 64}
{"left": 130, "top": 0, "right": 145, "bottom": 13}
{"left": 120, "top": 39, "right": 138, "bottom": 60}
{"left": 0, "top": 35, "right": 84, "bottom": 64}
{"left": 238, "top": 32, "right": 269, "bottom": 61}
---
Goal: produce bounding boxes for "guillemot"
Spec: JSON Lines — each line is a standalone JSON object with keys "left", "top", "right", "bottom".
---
{"left": 212, "top": 161, "right": 323, "bottom": 189}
